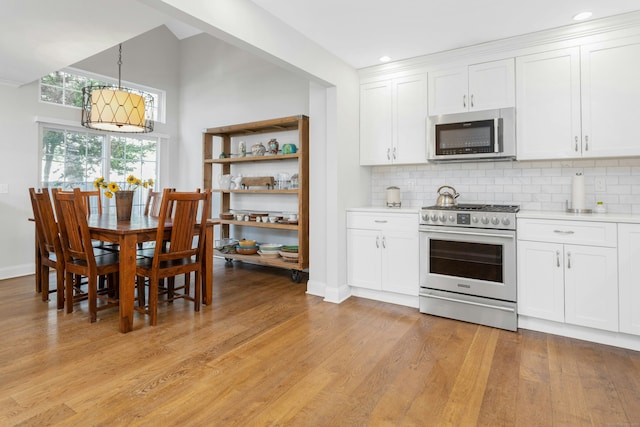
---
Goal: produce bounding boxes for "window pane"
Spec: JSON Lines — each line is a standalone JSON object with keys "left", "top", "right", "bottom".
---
{"left": 40, "top": 85, "right": 63, "bottom": 103}
{"left": 41, "top": 72, "right": 63, "bottom": 87}
{"left": 64, "top": 89, "right": 83, "bottom": 108}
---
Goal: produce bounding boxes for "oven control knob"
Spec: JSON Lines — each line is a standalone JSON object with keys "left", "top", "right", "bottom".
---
{"left": 491, "top": 217, "right": 500, "bottom": 225}
{"left": 502, "top": 217, "right": 511, "bottom": 226}
{"left": 438, "top": 214, "right": 446, "bottom": 222}
{"left": 449, "top": 215, "right": 455, "bottom": 222}
{"left": 421, "top": 214, "right": 429, "bottom": 221}
{"left": 481, "top": 216, "right": 489, "bottom": 225}
{"left": 472, "top": 216, "right": 479, "bottom": 223}
{"left": 430, "top": 214, "right": 438, "bottom": 222}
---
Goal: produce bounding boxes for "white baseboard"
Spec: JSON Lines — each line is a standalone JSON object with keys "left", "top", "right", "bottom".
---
{"left": 518, "top": 315, "right": 640, "bottom": 351}
{"left": 308, "top": 279, "right": 351, "bottom": 304}
{"left": 0, "top": 264, "right": 34, "bottom": 281}
{"left": 350, "top": 286, "right": 419, "bottom": 308}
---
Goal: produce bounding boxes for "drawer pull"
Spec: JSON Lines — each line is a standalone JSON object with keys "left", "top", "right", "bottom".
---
{"left": 567, "top": 251, "right": 572, "bottom": 269}
{"left": 556, "top": 250, "right": 560, "bottom": 267}
{"left": 382, "top": 236, "right": 386, "bottom": 249}
{"left": 375, "top": 236, "right": 380, "bottom": 248}
{"left": 374, "top": 220, "right": 388, "bottom": 223}
{"left": 553, "top": 230, "right": 575, "bottom": 235}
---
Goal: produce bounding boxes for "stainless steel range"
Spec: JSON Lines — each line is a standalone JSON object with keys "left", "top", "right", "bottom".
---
{"left": 419, "top": 204, "right": 519, "bottom": 331}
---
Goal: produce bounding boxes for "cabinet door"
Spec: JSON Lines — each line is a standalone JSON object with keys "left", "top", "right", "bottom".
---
{"left": 517, "top": 240, "right": 565, "bottom": 322}
{"left": 347, "top": 228, "right": 382, "bottom": 290}
{"left": 381, "top": 229, "right": 419, "bottom": 296}
{"left": 393, "top": 74, "right": 427, "bottom": 164}
{"left": 581, "top": 36, "right": 640, "bottom": 158}
{"left": 618, "top": 224, "right": 640, "bottom": 335}
{"left": 564, "top": 244, "right": 618, "bottom": 332}
{"left": 516, "top": 48, "right": 581, "bottom": 160}
{"left": 360, "top": 80, "right": 393, "bottom": 165}
{"left": 468, "top": 58, "right": 515, "bottom": 111}
{"left": 428, "top": 66, "right": 467, "bottom": 115}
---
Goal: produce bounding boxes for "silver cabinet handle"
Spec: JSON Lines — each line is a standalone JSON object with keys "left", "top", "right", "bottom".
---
{"left": 386, "top": 148, "right": 391, "bottom": 160}
{"left": 553, "top": 230, "right": 575, "bottom": 235}
{"left": 567, "top": 251, "right": 571, "bottom": 269}
{"left": 463, "top": 94, "right": 467, "bottom": 108}
{"left": 392, "top": 147, "right": 397, "bottom": 160}
{"left": 585, "top": 135, "right": 589, "bottom": 151}
{"left": 375, "top": 235, "right": 380, "bottom": 248}
{"left": 374, "top": 220, "right": 388, "bottom": 223}
{"left": 575, "top": 136, "right": 579, "bottom": 152}
{"left": 556, "top": 250, "right": 560, "bottom": 267}
{"left": 382, "top": 236, "right": 386, "bottom": 249}
{"left": 470, "top": 94, "right": 474, "bottom": 108}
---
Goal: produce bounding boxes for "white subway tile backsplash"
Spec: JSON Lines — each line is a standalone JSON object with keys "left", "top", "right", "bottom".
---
{"left": 371, "top": 157, "right": 640, "bottom": 212}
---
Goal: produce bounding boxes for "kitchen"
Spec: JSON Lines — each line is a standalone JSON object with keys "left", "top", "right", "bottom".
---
{"left": 1, "top": 1, "right": 640, "bottom": 424}
{"left": 2, "top": 1, "right": 640, "bottom": 344}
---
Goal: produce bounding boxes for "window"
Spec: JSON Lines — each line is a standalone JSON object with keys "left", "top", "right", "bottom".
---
{"left": 39, "top": 69, "right": 164, "bottom": 123}
{"left": 40, "top": 126, "right": 159, "bottom": 215}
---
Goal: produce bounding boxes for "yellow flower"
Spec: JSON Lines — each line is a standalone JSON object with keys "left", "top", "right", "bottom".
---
{"left": 93, "top": 177, "right": 105, "bottom": 189}
{"left": 93, "top": 175, "right": 153, "bottom": 198}
{"left": 104, "top": 191, "right": 113, "bottom": 199}
{"left": 127, "top": 175, "right": 137, "bottom": 186}
{"left": 108, "top": 182, "right": 120, "bottom": 192}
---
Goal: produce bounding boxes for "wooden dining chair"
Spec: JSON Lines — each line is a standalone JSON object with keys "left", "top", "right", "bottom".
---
{"left": 135, "top": 188, "right": 211, "bottom": 325}
{"left": 29, "top": 188, "right": 65, "bottom": 308}
{"left": 52, "top": 188, "right": 120, "bottom": 322}
{"left": 143, "top": 190, "right": 162, "bottom": 217}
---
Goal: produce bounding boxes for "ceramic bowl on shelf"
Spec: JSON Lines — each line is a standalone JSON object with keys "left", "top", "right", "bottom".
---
{"left": 219, "top": 212, "right": 234, "bottom": 220}
{"left": 236, "top": 245, "right": 259, "bottom": 255}
{"left": 258, "top": 250, "right": 280, "bottom": 259}
{"left": 238, "top": 239, "right": 257, "bottom": 247}
{"left": 259, "top": 243, "right": 283, "bottom": 253}
{"left": 280, "top": 245, "right": 298, "bottom": 253}
{"left": 279, "top": 250, "right": 299, "bottom": 260}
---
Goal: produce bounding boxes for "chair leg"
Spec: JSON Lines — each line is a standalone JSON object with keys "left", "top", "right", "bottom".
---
{"left": 88, "top": 275, "right": 97, "bottom": 323}
{"left": 41, "top": 265, "right": 50, "bottom": 302}
{"left": 167, "top": 277, "right": 175, "bottom": 303}
{"left": 194, "top": 271, "right": 201, "bottom": 312}
{"left": 136, "top": 275, "right": 146, "bottom": 307}
{"left": 55, "top": 267, "right": 65, "bottom": 310}
{"left": 65, "top": 272, "right": 74, "bottom": 314}
{"left": 149, "top": 274, "right": 159, "bottom": 326}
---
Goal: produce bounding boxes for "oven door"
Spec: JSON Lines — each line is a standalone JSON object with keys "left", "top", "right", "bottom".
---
{"left": 419, "top": 226, "right": 516, "bottom": 301}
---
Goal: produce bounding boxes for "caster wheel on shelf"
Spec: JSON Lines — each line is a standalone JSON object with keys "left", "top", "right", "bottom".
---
{"left": 224, "top": 258, "right": 233, "bottom": 266}
{"left": 291, "top": 270, "right": 302, "bottom": 283}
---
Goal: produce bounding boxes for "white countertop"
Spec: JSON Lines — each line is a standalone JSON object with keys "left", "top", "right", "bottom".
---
{"left": 518, "top": 210, "right": 640, "bottom": 224}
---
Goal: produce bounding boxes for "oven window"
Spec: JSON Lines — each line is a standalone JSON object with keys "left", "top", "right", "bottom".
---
{"left": 429, "top": 239, "right": 503, "bottom": 282}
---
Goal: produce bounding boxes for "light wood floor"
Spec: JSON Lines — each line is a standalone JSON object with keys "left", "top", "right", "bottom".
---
{"left": 1, "top": 259, "right": 640, "bottom": 426}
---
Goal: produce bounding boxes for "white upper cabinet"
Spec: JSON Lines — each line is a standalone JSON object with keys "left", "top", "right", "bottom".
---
{"left": 516, "top": 48, "right": 582, "bottom": 159}
{"left": 581, "top": 37, "right": 640, "bottom": 158}
{"left": 516, "top": 36, "right": 640, "bottom": 160}
{"left": 359, "top": 73, "right": 427, "bottom": 166}
{"left": 428, "top": 58, "right": 515, "bottom": 115}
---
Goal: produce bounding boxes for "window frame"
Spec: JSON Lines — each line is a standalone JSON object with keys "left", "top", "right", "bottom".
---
{"left": 39, "top": 67, "right": 166, "bottom": 124}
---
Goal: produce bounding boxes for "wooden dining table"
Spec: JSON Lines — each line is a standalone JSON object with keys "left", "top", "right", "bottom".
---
{"left": 87, "top": 214, "right": 219, "bottom": 333}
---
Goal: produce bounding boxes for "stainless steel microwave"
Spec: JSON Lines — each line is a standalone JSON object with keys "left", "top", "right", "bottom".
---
{"left": 428, "top": 108, "right": 515, "bottom": 162}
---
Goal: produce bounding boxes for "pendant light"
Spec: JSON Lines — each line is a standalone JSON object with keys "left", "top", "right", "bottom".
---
{"left": 81, "top": 44, "right": 154, "bottom": 133}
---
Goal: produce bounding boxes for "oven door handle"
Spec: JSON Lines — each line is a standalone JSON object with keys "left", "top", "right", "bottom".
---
{"left": 420, "top": 228, "right": 514, "bottom": 240}
{"left": 423, "top": 294, "right": 516, "bottom": 313}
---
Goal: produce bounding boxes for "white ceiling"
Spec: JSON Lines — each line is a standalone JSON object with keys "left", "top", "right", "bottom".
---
{"left": 250, "top": 0, "right": 640, "bottom": 69}
{"left": 1, "top": 0, "right": 639, "bottom": 87}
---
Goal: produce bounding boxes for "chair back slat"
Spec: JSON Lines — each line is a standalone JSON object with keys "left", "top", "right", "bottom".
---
{"left": 153, "top": 188, "right": 210, "bottom": 265}
{"left": 29, "top": 188, "right": 64, "bottom": 259}
{"left": 144, "top": 190, "right": 162, "bottom": 217}
{"left": 52, "top": 188, "right": 96, "bottom": 267}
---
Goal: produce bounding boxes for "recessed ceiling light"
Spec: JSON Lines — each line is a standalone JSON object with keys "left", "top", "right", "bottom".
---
{"left": 573, "top": 11, "right": 593, "bottom": 21}
{"left": 379, "top": 56, "right": 391, "bottom": 63}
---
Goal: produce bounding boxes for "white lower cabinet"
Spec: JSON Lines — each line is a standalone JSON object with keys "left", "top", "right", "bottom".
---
{"left": 619, "top": 224, "right": 640, "bottom": 335}
{"left": 517, "top": 219, "right": 618, "bottom": 332}
{"left": 347, "top": 211, "right": 418, "bottom": 296}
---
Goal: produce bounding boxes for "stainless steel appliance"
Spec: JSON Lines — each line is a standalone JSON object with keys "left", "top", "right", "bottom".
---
{"left": 419, "top": 203, "right": 519, "bottom": 331}
{"left": 428, "top": 108, "right": 515, "bottom": 162}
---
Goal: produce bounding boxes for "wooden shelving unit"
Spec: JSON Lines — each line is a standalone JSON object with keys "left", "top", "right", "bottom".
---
{"left": 202, "top": 115, "right": 309, "bottom": 281}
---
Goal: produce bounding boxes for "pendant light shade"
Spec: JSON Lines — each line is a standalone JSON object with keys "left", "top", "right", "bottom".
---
{"left": 81, "top": 44, "right": 154, "bottom": 133}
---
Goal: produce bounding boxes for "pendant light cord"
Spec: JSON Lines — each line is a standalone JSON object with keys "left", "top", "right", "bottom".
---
{"left": 117, "top": 44, "right": 122, "bottom": 90}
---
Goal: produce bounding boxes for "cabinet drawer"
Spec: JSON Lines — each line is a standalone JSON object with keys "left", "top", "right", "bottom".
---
{"left": 347, "top": 212, "right": 418, "bottom": 231}
{"left": 517, "top": 219, "right": 616, "bottom": 247}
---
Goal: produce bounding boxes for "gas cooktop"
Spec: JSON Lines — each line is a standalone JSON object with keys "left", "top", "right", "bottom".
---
{"left": 420, "top": 204, "right": 520, "bottom": 230}
{"left": 421, "top": 204, "right": 520, "bottom": 213}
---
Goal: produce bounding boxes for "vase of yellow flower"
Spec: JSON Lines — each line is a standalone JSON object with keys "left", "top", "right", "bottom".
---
{"left": 94, "top": 175, "right": 154, "bottom": 221}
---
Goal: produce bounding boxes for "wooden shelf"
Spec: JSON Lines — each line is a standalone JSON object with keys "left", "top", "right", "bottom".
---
{"left": 216, "top": 219, "right": 299, "bottom": 230}
{"left": 203, "top": 115, "right": 309, "bottom": 280}
{"left": 215, "top": 250, "right": 304, "bottom": 270}
{"left": 212, "top": 189, "right": 298, "bottom": 195}
{"left": 205, "top": 153, "right": 299, "bottom": 164}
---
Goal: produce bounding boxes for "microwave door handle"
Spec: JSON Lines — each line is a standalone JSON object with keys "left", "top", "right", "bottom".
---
{"left": 494, "top": 118, "right": 500, "bottom": 153}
